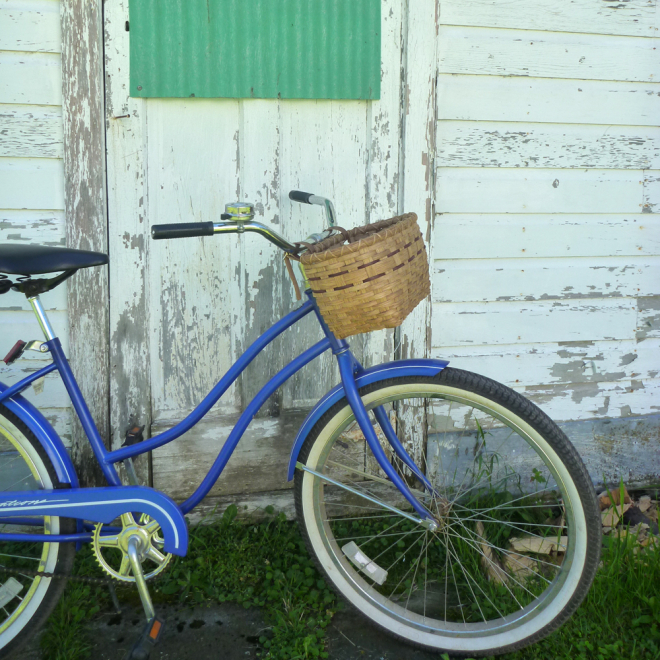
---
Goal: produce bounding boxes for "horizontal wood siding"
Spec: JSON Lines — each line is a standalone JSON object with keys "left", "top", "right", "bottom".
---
{"left": 0, "top": 1, "right": 69, "bottom": 445}
{"left": 440, "top": 0, "right": 658, "bottom": 37}
{"left": 439, "top": 26, "right": 659, "bottom": 83}
{"left": 438, "top": 122, "right": 660, "bottom": 170}
{"left": 437, "top": 75, "right": 659, "bottom": 126}
{"left": 433, "top": 3, "right": 660, "bottom": 455}
{"left": 433, "top": 215, "right": 657, "bottom": 258}
{"left": 0, "top": 106, "right": 63, "bottom": 158}
{"left": 0, "top": 1, "right": 61, "bottom": 53}
{"left": 0, "top": 51, "right": 62, "bottom": 106}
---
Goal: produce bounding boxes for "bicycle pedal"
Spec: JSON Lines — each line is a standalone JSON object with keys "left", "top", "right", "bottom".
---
{"left": 123, "top": 617, "right": 165, "bottom": 660}
{"left": 123, "top": 425, "right": 145, "bottom": 447}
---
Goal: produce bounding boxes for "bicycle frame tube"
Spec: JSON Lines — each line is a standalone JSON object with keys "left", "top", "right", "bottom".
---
{"left": 1, "top": 299, "right": 318, "bottom": 488}
{"left": 1, "top": 289, "right": 434, "bottom": 526}
{"left": 180, "top": 337, "right": 331, "bottom": 513}
{"left": 335, "top": 351, "right": 435, "bottom": 522}
{"left": 106, "top": 299, "right": 316, "bottom": 463}
{"left": 0, "top": 362, "right": 58, "bottom": 405}
{"left": 47, "top": 337, "right": 122, "bottom": 485}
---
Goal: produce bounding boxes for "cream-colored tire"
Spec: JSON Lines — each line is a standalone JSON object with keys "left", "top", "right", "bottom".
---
{"left": 294, "top": 369, "right": 600, "bottom": 657}
{"left": 0, "top": 405, "right": 74, "bottom": 658}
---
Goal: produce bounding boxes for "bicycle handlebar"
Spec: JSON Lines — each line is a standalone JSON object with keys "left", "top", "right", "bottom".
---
{"left": 151, "top": 220, "right": 300, "bottom": 254}
{"left": 151, "top": 190, "right": 335, "bottom": 250}
{"left": 151, "top": 222, "right": 215, "bottom": 240}
{"left": 289, "top": 190, "right": 336, "bottom": 227}
{"left": 289, "top": 190, "right": 314, "bottom": 205}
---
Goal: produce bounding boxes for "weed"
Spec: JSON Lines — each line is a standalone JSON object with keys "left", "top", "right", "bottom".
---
{"left": 40, "top": 545, "right": 108, "bottom": 660}
{"left": 38, "top": 507, "right": 660, "bottom": 660}
{"left": 155, "top": 505, "right": 336, "bottom": 659}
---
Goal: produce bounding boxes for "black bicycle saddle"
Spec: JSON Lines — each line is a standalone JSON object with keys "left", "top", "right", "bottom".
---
{"left": 0, "top": 244, "right": 108, "bottom": 275}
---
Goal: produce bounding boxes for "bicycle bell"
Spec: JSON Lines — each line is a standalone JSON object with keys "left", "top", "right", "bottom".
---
{"left": 224, "top": 202, "right": 255, "bottom": 223}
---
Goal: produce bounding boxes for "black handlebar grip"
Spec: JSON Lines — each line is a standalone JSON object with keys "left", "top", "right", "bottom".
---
{"left": 151, "top": 222, "right": 215, "bottom": 240}
{"left": 289, "top": 190, "right": 314, "bottom": 205}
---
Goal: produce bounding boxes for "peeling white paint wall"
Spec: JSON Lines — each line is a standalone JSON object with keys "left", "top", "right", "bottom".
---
{"left": 103, "top": 0, "right": 660, "bottom": 510}
{"left": 433, "top": 0, "right": 660, "bottom": 482}
{"left": 104, "top": 0, "right": 411, "bottom": 501}
{"left": 2, "top": 0, "right": 651, "bottom": 509}
{"left": 0, "top": 0, "right": 70, "bottom": 445}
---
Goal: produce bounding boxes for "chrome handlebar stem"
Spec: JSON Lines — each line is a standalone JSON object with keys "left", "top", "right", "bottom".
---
{"left": 307, "top": 196, "right": 336, "bottom": 228}
{"left": 212, "top": 221, "right": 299, "bottom": 254}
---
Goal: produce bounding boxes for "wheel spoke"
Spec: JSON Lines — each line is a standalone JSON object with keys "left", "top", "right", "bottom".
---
{"left": 444, "top": 532, "right": 488, "bottom": 623}
{"left": 299, "top": 376, "right": 595, "bottom": 653}
{"left": 0, "top": 415, "right": 76, "bottom": 642}
{"left": 0, "top": 553, "right": 42, "bottom": 562}
{"left": 446, "top": 521, "right": 544, "bottom": 601}
{"left": 403, "top": 531, "right": 432, "bottom": 613}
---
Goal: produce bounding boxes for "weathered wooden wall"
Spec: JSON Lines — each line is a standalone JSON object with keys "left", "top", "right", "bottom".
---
{"left": 104, "top": 0, "right": 444, "bottom": 514}
{"left": 0, "top": 0, "right": 71, "bottom": 444}
{"left": 61, "top": 0, "right": 109, "bottom": 485}
{"left": 432, "top": 0, "right": 660, "bottom": 486}
{"left": 103, "top": 0, "right": 660, "bottom": 517}
{"left": 2, "top": 0, "right": 648, "bottom": 516}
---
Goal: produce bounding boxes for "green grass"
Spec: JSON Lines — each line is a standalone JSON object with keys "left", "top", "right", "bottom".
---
{"left": 39, "top": 507, "right": 660, "bottom": 660}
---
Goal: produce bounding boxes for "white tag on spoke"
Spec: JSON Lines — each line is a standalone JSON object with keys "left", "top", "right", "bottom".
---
{"left": 0, "top": 578, "right": 23, "bottom": 608}
{"left": 342, "top": 541, "right": 388, "bottom": 585}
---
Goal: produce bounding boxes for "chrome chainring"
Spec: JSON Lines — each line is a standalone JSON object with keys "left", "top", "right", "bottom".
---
{"left": 92, "top": 513, "right": 172, "bottom": 582}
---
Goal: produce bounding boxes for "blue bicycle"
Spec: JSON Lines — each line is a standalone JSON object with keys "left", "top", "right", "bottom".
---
{"left": 0, "top": 192, "right": 600, "bottom": 659}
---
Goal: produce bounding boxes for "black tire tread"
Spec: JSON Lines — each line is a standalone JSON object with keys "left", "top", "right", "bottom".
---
{"left": 294, "top": 367, "right": 601, "bottom": 658}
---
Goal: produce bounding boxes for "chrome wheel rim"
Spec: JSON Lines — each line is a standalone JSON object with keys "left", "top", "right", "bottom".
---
{"left": 302, "top": 383, "right": 587, "bottom": 644}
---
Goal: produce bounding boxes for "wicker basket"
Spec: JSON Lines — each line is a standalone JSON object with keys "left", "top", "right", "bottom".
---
{"left": 298, "top": 213, "right": 431, "bottom": 339}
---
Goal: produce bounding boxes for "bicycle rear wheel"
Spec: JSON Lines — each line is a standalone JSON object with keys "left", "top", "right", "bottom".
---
{"left": 294, "top": 368, "right": 601, "bottom": 657}
{"left": 0, "top": 405, "right": 74, "bottom": 658}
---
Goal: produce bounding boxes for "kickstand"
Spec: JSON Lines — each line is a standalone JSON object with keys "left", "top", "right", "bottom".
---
{"left": 123, "top": 536, "right": 165, "bottom": 660}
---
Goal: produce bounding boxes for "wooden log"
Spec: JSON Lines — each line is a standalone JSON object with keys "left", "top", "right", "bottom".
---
{"left": 601, "top": 503, "right": 632, "bottom": 527}
{"left": 509, "top": 535, "right": 568, "bottom": 554}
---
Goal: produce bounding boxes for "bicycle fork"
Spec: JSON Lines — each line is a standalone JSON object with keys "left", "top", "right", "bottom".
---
{"left": 334, "top": 350, "right": 438, "bottom": 528}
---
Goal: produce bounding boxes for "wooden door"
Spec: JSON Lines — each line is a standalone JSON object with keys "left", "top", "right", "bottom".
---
{"left": 103, "top": 0, "right": 438, "bottom": 519}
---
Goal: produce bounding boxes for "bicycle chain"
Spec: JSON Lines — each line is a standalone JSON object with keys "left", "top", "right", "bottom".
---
{"left": 0, "top": 564, "right": 112, "bottom": 586}
{"left": 0, "top": 562, "right": 169, "bottom": 587}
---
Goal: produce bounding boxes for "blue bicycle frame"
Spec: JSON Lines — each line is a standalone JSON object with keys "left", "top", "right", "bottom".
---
{"left": 0, "top": 289, "right": 448, "bottom": 549}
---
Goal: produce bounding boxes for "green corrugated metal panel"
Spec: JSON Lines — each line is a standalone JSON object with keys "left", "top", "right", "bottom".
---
{"left": 129, "top": 0, "right": 380, "bottom": 100}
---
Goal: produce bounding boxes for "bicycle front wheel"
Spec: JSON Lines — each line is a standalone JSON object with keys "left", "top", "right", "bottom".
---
{"left": 294, "top": 368, "right": 600, "bottom": 657}
{"left": 0, "top": 405, "right": 75, "bottom": 658}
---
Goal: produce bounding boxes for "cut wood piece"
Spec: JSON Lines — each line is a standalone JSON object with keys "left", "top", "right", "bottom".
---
{"left": 509, "top": 535, "right": 568, "bottom": 555}
{"left": 638, "top": 496, "right": 652, "bottom": 513}
{"left": 599, "top": 485, "right": 631, "bottom": 510}
{"left": 601, "top": 503, "right": 632, "bottom": 528}
{"left": 641, "top": 535, "right": 659, "bottom": 549}
{"left": 475, "top": 522, "right": 508, "bottom": 585}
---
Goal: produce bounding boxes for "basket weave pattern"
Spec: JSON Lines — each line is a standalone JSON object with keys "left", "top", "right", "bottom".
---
{"left": 300, "top": 213, "right": 431, "bottom": 339}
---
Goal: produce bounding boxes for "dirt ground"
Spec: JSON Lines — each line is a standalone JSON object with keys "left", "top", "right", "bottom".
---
{"left": 24, "top": 601, "right": 441, "bottom": 660}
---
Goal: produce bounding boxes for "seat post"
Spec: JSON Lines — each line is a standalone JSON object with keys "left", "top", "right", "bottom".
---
{"left": 28, "top": 296, "right": 56, "bottom": 341}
